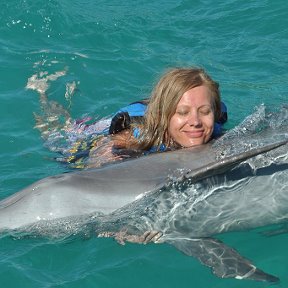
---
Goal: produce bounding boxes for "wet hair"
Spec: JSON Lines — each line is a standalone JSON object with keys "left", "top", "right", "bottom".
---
{"left": 114, "top": 67, "right": 221, "bottom": 151}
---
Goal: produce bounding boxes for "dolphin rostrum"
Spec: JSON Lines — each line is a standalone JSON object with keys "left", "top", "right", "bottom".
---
{"left": 0, "top": 126, "right": 287, "bottom": 282}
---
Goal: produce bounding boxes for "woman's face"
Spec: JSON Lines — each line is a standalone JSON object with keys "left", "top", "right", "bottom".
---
{"left": 168, "top": 85, "right": 214, "bottom": 147}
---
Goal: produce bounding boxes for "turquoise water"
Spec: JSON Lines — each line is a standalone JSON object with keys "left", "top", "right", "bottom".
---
{"left": 0, "top": 0, "right": 287, "bottom": 287}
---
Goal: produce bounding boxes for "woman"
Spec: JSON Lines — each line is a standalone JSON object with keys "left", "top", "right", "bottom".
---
{"left": 35, "top": 67, "right": 225, "bottom": 168}
{"left": 110, "top": 67, "right": 222, "bottom": 153}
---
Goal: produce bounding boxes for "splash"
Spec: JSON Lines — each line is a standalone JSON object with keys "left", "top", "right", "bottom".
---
{"left": 213, "top": 104, "right": 288, "bottom": 159}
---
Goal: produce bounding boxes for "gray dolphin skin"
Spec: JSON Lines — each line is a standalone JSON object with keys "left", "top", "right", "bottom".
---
{"left": 0, "top": 111, "right": 287, "bottom": 282}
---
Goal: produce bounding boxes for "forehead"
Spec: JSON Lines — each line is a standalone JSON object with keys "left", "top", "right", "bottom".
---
{"left": 177, "top": 85, "right": 212, "bottom": 107}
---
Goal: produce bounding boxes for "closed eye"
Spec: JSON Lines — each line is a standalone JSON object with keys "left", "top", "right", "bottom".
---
{"left": 176, "top": 109, "right": 189, "bottom": 116}
{"left": 198, "top": 106, "right": 212, "bottom": 115}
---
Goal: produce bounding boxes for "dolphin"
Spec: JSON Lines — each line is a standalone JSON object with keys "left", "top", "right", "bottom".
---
{"left": 0, "top": 126, "right": 287, "bottom": 282}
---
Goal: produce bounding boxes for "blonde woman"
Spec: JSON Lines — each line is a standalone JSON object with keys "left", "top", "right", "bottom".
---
{"left": 35, "top": 67, "right": 226, "bottom": 168}
{"left": 111, "top": 67, "right": 224, "bottom": 152}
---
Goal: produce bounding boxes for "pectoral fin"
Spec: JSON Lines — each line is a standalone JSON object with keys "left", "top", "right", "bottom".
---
{"left": 167, "top": 237, "right": 279, "bottom": 283}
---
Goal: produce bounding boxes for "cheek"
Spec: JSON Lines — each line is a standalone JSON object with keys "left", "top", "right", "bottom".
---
{"left": 168, "top": 115, "right": 182, "bottom": 134}
{"left": 204, "top": 115, "right": 215, "bottom": 130}
{"left": 203, "top": 117, "right": 215, "bottom": 141}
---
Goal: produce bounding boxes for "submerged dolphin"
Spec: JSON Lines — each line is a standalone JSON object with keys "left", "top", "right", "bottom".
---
{"left": 0, "top": 128, "right": 287, "bottom": 282}
{"left": 1, "top": 139, "right": 284, "bottom": 230}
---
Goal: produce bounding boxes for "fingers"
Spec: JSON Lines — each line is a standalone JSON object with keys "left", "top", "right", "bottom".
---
{"left": 97, "top": 230, "right": 163, "bottom": 245}
{"left": 142, "top": 231, "right": 163, "bottom": 244}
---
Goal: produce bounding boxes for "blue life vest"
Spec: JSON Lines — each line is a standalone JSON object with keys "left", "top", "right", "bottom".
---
{"left": 117, "top": 102, "right": 148, "bottom": 117}
{"left": 109, "top": 100, "right": 228, "bottom": 139}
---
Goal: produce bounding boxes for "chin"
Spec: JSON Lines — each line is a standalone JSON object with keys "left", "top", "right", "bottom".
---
{"left": 182, "top": 140, "right": 205, "bottom": 148}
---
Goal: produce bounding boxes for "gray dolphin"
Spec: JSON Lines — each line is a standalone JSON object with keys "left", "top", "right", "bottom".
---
{"left": 96, "top": 138, "right": 287, "bottom": 283}
{"left": 0, "top": 129, "right": 287, "bottom": 283}
{"left": 0, "top": 138, "right": 285, "bottom": 231}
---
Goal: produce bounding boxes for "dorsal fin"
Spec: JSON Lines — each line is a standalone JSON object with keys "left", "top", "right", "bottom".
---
{"left": 184, "top": 140, "right": 287, "bottom": 182}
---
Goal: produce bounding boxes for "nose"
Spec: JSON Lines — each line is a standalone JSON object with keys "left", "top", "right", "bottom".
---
{"left": 187, "top": 110, "right": 201, "bottom": 127}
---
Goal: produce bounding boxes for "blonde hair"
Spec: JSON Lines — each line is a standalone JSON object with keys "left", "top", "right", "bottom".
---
{"left": 114, "top": 67, "right": 221, "bottom": 151}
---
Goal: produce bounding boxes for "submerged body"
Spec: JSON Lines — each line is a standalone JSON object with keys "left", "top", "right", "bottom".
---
{"left": 1, "top": 139, "right": 286, "bottom": 231}
{"left": 1, "top": 105, "right": 288, "bottom": 282}
{"left": 159, "top": 144, "right": 288, "bottom": 238}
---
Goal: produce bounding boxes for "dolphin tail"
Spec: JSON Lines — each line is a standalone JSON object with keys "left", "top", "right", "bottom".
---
{"left": 167, "top": 237, "right": 279, "bottom": 283}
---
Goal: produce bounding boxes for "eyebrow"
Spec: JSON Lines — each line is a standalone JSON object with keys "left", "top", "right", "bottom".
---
{"left": 176, "top": 104, "right": 212, "bottom": 109}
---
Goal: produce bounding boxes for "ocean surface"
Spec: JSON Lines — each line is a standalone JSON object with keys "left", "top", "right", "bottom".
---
{"left": 0, "top": 0, "right": 287, "bottom": 287}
